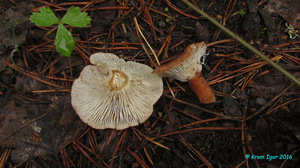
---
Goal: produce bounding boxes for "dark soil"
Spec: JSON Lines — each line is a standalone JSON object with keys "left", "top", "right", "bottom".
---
{"left": 0, "top": 0, "right": 299, "bottom": 168}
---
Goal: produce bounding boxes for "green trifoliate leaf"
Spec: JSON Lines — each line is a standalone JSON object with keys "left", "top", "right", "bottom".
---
{"left": 55, "top": 23, "right": 75, "bottom": 57}
{"left": 30, "top": 7, "right": 59, "bottom": 26}
{"left": 61, "top": 6, "right": 91, "bottom": 27}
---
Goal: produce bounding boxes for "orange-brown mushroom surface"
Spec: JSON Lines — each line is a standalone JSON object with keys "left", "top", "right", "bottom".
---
{"left": 153, "top": 42, "right": 206, "bottom": 81}
{"left": 153, "top": 42, "right": 216, "bottom": 104}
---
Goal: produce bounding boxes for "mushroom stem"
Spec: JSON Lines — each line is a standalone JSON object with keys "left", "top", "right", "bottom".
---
{"left": 188, "top": 72, "right": 216, "bottom": 104}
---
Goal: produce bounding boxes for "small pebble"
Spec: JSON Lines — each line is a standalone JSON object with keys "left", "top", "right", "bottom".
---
{"left": 256, "top": 97, "right": 267, "bottom": 105}
{"left": 132, "top": 162, "right": 139, "bottom": 168}
{"left": 158, "top": 20, "right": 166, "bottom": 28}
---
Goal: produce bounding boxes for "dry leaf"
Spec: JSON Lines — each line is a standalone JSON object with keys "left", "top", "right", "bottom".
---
{"left": 264, "top": 0, "right": 299, "bottom": 28}
{"left": 0, "top": 76, "right": 86, "bottom": 163}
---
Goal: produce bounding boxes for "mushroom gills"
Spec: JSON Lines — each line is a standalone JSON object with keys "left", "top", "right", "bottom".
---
{"left": 71, "top": 52, "right": 163, "bottom": 130}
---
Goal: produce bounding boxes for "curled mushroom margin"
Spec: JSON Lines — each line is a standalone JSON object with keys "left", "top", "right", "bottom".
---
{"left": 152, "top": 42, "right": 216, "bottom": 104}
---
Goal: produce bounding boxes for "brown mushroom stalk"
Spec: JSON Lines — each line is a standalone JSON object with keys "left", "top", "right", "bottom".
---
{"left": 153, "top": 42, "right": 216, "bottom": 104}
{"left": 188, "top": 72, "right": 216, "bottom": 104}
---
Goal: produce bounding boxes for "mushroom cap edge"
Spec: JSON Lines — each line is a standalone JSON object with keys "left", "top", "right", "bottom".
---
{"left": 71, "top": 55, "right": 163, "bottom": 130}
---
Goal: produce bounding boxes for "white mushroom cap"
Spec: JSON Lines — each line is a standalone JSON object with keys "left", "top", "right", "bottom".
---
{"left": 152, "top": 42, "right": 207, "bottom": 82}
{"left": 71, "top": 53, "right": 163, "bottom": 130}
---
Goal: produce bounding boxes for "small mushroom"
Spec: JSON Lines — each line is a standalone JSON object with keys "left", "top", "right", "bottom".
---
{"left": 71, "top": 53, "right": 163, "bottom": 130}
{"left": 152, "top": 42, "right": 216, "bottom": 104}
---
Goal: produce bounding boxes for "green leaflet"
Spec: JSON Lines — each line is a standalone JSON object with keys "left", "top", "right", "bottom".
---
{"left": 61, "top": 6, "right": 92, "bottom": 27}
{"left": 30, "top": 7, "right": 59, "bottom": 26}
{"left": 54, "top": 23, "right": 75, "bottom": 57}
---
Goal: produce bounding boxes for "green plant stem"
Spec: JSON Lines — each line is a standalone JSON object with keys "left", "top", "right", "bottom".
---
{"left": 12, "top": 22, "right": 19, "bottom": 52}
{"left": 182, "top": 0, "right": 300, "bottom": 86}
{"left": 11, "top": 22, "right": 19, "bottom": 65}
